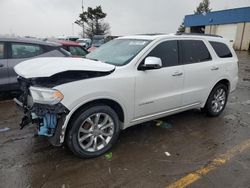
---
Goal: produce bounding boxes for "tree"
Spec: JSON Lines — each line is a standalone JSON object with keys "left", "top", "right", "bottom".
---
{"left": 75, "top": 5, "right": 110, "bottom": 38}
{"left": 177, "top": 21, "right": 185, "bottom": 33}
{"left": 194, "top": 0, "right": 212, "bottom": 14}
{"left": 177, "top": 0, "right": 212, "bottom": 33}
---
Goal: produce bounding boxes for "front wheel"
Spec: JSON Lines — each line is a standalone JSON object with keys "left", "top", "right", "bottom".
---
{"left": 203, "top": 84, "right": 228, "bottom": 117}
{"left": 66, "top": 105, "right": 120, "bottom": 158}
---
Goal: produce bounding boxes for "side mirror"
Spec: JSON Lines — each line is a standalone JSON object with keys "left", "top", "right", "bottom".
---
{"left": 139, "top": 56, "right": 162, "bottom": 70}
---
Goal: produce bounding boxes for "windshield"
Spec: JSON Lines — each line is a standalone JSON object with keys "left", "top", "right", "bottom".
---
{"left": 86, "top": 39, "right": 151, "bottom": 66}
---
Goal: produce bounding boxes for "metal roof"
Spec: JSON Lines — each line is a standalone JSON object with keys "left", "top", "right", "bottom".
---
{"left": 184, "top": 7, "right": 250, "bottom": 27}
{"left": 0, "top": 37, "right": 61, "bottom": 46}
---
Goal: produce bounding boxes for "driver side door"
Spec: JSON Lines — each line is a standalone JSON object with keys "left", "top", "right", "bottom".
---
{"left": 134, "top": 40, "right": 184, "bottom": 120}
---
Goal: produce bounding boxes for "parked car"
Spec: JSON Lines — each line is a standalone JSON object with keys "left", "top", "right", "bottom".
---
{"left": 57, "top": 40, "right": 88, "bottom": 57}
{"left": 14, "top": 34, "right": 238, "bottom": 158}
{"left": 57, "top": 36, "right": 79, "bottom": 42}
{"left": 0, "top": 37, "right": 70, "bottom": 92}
{"left": 88, "top": 35, "right": 105, "bottom": 52}
{"left": 76, "top": 38, "right": 92, "bottom": 49}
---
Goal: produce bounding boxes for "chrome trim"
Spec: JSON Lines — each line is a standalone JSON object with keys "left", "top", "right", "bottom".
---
{"left": 132, "top": 102, "right": 200, "bottom": 122}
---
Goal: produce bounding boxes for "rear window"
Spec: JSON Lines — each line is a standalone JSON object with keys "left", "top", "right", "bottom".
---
{"left": 180, "top": 40, "right": 211, "bottom": 64}
{"left": 209, "top": 41, "right": 232, "bottom": 58}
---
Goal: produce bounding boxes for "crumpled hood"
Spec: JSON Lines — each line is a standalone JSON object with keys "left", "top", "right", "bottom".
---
{"left": 14, "top": 57, "right": 115, "bottom": 79}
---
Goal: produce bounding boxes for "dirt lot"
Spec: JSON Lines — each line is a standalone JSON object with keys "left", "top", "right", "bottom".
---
{"left": 0, "top": 52, "right": 250, "bottom": 188}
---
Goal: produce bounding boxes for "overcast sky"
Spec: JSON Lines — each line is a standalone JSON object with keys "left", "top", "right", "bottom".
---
{"left": 0, "top": 0, "right": 249, "bottom": 37}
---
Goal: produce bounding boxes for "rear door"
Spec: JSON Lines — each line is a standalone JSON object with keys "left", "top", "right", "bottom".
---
{"left": 0, "top": 42, "right": 9, "bottom": 90}
{"left": 8, "top": 42, "right": 44, "bottom": 89}
{"left": 135, "top": 40, "right": 184, "bottom": 119}
{"left": 179, "top": 39, "right": 218, "bottom": 106}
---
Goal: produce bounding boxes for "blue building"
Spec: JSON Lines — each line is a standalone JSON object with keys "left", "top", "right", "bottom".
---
{"left": 184, "top": 7, "right": 250, "bottom": 50}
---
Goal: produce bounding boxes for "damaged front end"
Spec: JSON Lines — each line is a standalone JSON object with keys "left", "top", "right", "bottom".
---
{"left": 14, "top": 76, "right": 69, "bottom": 146}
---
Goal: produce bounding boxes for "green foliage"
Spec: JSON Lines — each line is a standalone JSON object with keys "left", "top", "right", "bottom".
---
{"left": 75, "top": 5, "right": 110, "bottom": 38}
{"left": 194, "top": 0, "right": 212, "bottom": 14}
{"left": 177, "top": 21, "right": 185, "bottom": 33}
{"left": 177, "top": 0, "right": 212, "bottom": 33}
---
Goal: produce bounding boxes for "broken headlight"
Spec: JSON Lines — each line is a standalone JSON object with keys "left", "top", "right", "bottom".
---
{"left": 29, "top": 86, "right": 64, "bottom": 105}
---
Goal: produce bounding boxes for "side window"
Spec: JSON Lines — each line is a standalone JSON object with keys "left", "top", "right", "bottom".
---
{"left": 147, "top": 40, "right": 178, "bottom": 67}
{"left": 0, "top": 43, "right": 4, "bottom": 59}
{"left": 11, "top": 43, "right": 44, "bottom": 59}
{"left": 180, "top": 40, "right": 211, "bottom": 64}
{"left": 209, "top": 41, "right": 233, "bottom": 58}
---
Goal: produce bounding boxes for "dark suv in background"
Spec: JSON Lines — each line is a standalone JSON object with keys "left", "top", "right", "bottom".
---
{"left": 0, "top": 37, "right": 70, "bottom": 91}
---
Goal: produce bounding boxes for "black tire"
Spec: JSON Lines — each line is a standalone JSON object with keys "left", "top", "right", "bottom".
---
{"left": 66, "top": 105, "right": 120, "bottom": 158}
{"left": 203, "top": 84, "right": 228, "bottom": 117}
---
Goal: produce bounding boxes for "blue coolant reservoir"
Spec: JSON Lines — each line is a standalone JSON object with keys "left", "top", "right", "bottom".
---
{"left": 38, "top": 114, "right": 57, "bottom": 137}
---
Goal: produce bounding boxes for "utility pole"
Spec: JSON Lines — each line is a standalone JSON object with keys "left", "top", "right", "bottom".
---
{"left": 72, "top": 23, "right": 75, "bottom": 36}
{"left": 82, "top": 0, "right": 85, "bottom": 38}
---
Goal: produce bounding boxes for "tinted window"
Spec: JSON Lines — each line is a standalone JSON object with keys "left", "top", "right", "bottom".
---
{"left": 0, "top": 43, "right": 4, "bottom": 59}
{"left": 147, "top": 40, "right": 178, "bottom": 67}
{"left": 11, "top": 43, "right": 44, "bottom": 59}
{"left": 209, "top": 41, "right": 232, "bottom": 58}
{"left": 180, "top": 40, "right": 211, "bottom": 64}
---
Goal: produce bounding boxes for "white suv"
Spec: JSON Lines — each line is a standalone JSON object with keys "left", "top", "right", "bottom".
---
{"left": 14, "top": 34, "right": 238, "bottom": 158}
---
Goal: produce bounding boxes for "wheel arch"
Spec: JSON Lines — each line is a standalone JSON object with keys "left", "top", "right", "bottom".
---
{"left": 62, "top": 98, "right": 125, "bottom": 144}
{"left": 215, "top": 79, "right": 231, "bottom": 91}
{"left": 202, "top": 78, "right": 231, "bottom": 108}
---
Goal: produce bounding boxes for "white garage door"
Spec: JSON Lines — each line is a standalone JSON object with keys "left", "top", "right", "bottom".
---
{"left": 215, "top": 24, "right": 237, "bottom": 45}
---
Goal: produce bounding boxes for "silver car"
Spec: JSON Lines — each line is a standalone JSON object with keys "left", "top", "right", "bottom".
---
{"left": 0, "top": 37, "right": 70, "bottom": 91}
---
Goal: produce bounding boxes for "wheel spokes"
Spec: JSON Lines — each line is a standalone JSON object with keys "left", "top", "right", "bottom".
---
{"left": 79, "top": 133, "right": 92, "bottom": 142}
{"left": 77, "top": 112, "right": 115, "bottom": 152}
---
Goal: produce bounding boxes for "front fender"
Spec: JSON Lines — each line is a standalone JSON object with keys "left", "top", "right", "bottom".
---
{"left": 58, "top": 95, "right": 128, "bottom": 144}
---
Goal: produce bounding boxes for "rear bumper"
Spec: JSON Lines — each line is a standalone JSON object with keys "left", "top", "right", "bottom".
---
{"left": 230, "top": 76, "right": 238, "bottom": 93}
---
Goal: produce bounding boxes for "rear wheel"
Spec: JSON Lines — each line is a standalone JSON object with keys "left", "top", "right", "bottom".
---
{"left": 66, "top": 105, "right": 120, "bottom": 158}
{"left": 203, "top": 84, "right": 228, "bottom": 117}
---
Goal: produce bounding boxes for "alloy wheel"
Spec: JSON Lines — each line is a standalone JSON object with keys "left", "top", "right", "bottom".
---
{"left": 77, "top": 113, "right": 114, "bottom": 152}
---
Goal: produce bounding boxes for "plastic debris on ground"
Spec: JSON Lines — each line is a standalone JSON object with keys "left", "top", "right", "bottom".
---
{"left": 105, "top": 152, "right": 113, "bottom": 160}
{"left": 165, "top": 152, "right": 171, "bottom": 157}
{"left": 108, "top": 167, "right": 111, "bottom": 174}
{"left": 0, "top": 127, "right": 10, "bottom": 133}
{"left": 155, "top": 120, "right": 172, "bottom": 129}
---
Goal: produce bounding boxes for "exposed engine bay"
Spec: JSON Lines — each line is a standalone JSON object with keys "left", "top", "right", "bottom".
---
{"left": 14, "top": 76, "right": 69, "bottom": 145}
{"left": 14, "top": 69, "right": 113, "bottom": 146}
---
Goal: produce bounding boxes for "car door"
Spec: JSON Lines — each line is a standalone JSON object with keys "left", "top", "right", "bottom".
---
{"left": 8, "top": 42, "right": 44, "bottom": 89}
{"left": 134, "top": 40, "right": 184, "bottom": 119}
{"left": 0, "top": 42, "right": 9, "bottom": 90}
{"left": 179, "top": 39, "right": 218, "bottom": 106}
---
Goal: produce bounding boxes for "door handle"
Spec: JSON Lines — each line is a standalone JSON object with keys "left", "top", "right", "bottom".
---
{"left": 0, "top": 64, "right": 3, "bottom": 68}
{"left": 211, "top": 66, "right": 219, "bottom": 71}
{"left": 172, "top": 72, "right": 183, "bottom": 76}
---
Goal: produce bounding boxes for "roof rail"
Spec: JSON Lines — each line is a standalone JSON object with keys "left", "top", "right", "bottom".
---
{"left": 136, "top": 33, "right": 166, "bottom": 36}
{"left": 176, "top": 32, "right": 223, "bottom": 38}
